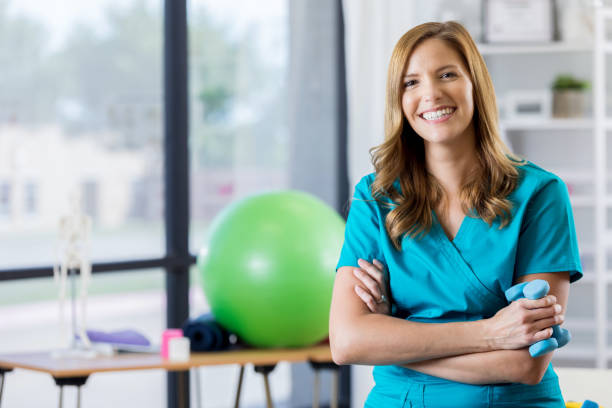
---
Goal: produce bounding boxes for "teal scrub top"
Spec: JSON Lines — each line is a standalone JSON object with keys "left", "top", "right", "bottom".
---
{"left": 336, "top": 161, "right": 583, "bottom": 408}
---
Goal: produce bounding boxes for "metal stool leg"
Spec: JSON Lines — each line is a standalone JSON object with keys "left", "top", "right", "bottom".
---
{"left": 194, "top": 368, "right": 202, "bottom": 408}
{"left": 262, "top": 372, "right": 272, "bottom": 408}
{"left": 331, "top": 369, "right": 339, "bottom": 408}
{"left": 312, "top": 368, "right": 320, "bottom": 408}
{"left": 308, "top": 361, "right": 340, "bottom": 408}
{"left": 254, "top": 364, "right": 276, "bottom": 408}
{"left": 76, "top": 386, "right": 81, "bottom": 408}
{"left": 312, "top": 369, "right": 321, "bottom": 408}
{"left": 234, "top": 365, "right": 245, "bottom": 408}
{"left": 58, "top": 386, "right": 63, "bottom": 408}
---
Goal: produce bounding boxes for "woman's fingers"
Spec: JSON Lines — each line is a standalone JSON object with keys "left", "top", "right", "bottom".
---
{"left": 353, "top": 268, "right": 382, "bottom": 300}
{"left": 357, "top": 258, "right": 385, "bottom": 287}
{"left": 504, "top": 295, "right": 564, "bottom": 347}
{"left": 533, "top": 327, "right": 554, "bottom": 342}
{"left": 372, "top": 259, "right": 385, "bottom": 274}
{"left": 528, "top": 304, "right": 562, "bottom": 322}
{"left": 533, "top": 314, "right": 565, "bottom": 332}
{"left": 490, "top": 294, "right": 564, "bottom": 350}
{"left": 353, "top": 259, "right": 390, "bottom": 315}
{"left": 354, "top": 285, "right": 377, "bottom": 312}
{"left": 519, "top": 295, "right": 557, "bottom": 310}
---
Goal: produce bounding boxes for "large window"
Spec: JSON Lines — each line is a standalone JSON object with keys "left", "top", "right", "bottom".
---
{"left": 0, "top": 0, "right": 164, "bottom": 268}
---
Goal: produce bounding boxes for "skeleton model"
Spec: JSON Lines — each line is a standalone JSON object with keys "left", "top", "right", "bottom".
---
{"left": 53, "top": 192, "right": 93, "bottom": 354}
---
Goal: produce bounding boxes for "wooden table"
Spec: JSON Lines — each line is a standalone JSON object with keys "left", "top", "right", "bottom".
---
{"left": 0, "top": 344, "right": 337, "bottom": 408}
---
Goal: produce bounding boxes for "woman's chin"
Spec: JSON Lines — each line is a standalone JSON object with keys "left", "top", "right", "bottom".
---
{"left": 421, "top": 133, "right": 458, "bottom": 145}
{"left": 417, "top": 124, "right": 474, "bottom": 147}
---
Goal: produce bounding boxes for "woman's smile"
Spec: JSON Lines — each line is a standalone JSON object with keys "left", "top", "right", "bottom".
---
{"left": 419, "top": 107, "right": 457, "bottom": 124}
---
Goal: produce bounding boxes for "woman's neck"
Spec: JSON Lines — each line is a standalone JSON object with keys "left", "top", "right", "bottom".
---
{"left": 424, "top": 134, "right": 478, "bottom": 197}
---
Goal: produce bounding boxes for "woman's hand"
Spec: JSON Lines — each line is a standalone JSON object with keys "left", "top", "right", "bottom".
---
{"left": 485, "top": 295, "right": 564, "bottom": 350}
{"left": 352, "top": 258, "right": 390, "bottom": 315}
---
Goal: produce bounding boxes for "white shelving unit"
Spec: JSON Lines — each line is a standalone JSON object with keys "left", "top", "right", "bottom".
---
{"left": 500, "top": 118, "right": 593, "bottom": 131}
{"left": 477, "top": 43, "right": 593, "bottom": 55}
{"left": 478, "top": 5, "right": 612, "bottom": 368}
{"left": 500, "top": 118, "right": 612, "bottom": 131}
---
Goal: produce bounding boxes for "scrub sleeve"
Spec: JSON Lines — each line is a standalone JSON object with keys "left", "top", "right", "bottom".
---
{"left": 514, "top": 177, "right": 582, "bottom": 282}
{"left": 336, "top": 176, "right": 386, "bottom": 271}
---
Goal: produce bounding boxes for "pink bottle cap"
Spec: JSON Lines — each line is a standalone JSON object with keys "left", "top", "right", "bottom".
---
{"left": 161, "top": 329, "right": 183, "bottom": 359}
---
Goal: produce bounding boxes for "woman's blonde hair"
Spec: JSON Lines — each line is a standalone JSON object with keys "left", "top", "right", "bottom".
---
{"left": 370, "top": 21, "right": 524, "bottom": 250}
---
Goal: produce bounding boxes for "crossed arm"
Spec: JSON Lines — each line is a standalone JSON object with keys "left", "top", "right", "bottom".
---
{"left": 329, "top": 262, "right": 569, "bottom": 385}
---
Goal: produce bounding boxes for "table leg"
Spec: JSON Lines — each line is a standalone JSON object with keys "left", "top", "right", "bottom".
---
{"left": 254, "top": 364, "right": 276, "bottom": 408}
{"left": 178, "top": 371, "right": 188, "bottom": 408}
{"left": 0, "top": 368, "right": 12, "bottom": 408}
{"left": 234, "top": 365, "right": 245, "bottom": 408}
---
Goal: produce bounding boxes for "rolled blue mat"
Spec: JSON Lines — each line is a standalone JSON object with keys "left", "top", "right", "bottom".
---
{"left": 182, "top": 313, "right": 233, "bottom": 352}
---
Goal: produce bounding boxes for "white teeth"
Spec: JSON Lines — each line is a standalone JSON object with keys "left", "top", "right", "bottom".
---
{"left": 422, "top": 107, "right": 454, "bottom": 120}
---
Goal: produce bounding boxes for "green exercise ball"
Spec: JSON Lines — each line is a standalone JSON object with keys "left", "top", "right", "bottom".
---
{"left": 197, "top": 190, "right": 345, "bottom": 348}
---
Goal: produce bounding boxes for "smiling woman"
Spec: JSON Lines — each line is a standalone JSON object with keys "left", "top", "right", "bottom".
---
{"left": 402, "top": 41, "right": 474, "bottom": 146}
{"left": 329, "top": 21, "right": 582, "bottom": 408}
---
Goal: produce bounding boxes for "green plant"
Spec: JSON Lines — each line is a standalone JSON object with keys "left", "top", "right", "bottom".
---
{"left": 552, "top": 74, "right": 590, "bottom": 91}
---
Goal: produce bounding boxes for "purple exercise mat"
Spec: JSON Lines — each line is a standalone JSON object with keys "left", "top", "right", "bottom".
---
{"left": 86, "top": 329, "right": 151, "bottom": 346}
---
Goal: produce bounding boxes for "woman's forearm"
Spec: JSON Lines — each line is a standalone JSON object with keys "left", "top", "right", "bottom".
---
{"left": 402, "top": 349, "right": 543, "bottom": 385}
{"left": 336, "top": 313, "right": 493, "bottom": 365}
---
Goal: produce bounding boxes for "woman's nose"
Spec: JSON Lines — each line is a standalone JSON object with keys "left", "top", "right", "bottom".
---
{"left": 421, "top": 79, "right": 443, "bottom": 102}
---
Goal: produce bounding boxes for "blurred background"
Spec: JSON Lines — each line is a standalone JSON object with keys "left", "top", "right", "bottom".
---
{"left": 0, "top": 0, "right": 610, "bottom": 406}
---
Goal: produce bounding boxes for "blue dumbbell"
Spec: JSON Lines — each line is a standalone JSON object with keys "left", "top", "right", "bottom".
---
{"left": 504, "top": 279, "right": 571, "bottom": 357}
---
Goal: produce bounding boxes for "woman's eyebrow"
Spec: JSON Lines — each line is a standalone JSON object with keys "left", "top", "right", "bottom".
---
{"left": 404, "top": 64, "right": 459, "bottom": 78}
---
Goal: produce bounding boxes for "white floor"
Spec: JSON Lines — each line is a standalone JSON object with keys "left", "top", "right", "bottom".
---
{"left": 556, "top": 367, "right": 612, "bottom": 406}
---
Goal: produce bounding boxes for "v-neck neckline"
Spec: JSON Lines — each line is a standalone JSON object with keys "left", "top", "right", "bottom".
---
{"left": 432, "top": 210, "right": 472, "bottom": 245}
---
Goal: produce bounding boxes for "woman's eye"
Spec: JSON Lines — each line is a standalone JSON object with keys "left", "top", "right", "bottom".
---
{"left": 404, "top": 80, "right": 417, "bottom": 88}
{"left": 441, "top": 72, "right": 457, "bottom": 79}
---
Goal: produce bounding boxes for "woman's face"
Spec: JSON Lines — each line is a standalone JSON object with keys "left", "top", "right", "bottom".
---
{"left": 401, "top": 38, "right": 475, "bottom": 147}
